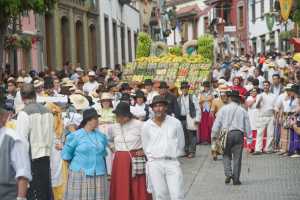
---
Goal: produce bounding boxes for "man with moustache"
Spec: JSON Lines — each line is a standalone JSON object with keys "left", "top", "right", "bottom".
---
{"left": 142, "top": 95, "right": 185, "bottom": 200}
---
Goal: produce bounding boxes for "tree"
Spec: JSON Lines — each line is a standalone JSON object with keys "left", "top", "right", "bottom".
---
{"left": 0, "top": 0, "right": 56, "bottom": 72}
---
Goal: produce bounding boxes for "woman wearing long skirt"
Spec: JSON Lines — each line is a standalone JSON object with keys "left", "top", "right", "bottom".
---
{"left": 108, "top": 102, "right": 151, "bottom": 200}
{"left": 198, "top": 81, "right": 214, "bottom": 144}
{"left": 62, "top": 108, "right": 108, "bottom": 200}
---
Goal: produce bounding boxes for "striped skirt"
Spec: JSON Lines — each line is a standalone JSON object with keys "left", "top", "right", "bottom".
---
{"left": 64, "top": 171, "right": 108, "bottom": 200}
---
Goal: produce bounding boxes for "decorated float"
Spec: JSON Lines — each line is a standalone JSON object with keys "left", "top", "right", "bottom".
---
{"left": 123, "top": 32, "right": 214, "bottom": 92}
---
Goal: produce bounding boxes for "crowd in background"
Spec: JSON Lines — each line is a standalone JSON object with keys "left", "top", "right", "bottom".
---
{"left": 1, "top": 51, "right": 300, "bottom": 200}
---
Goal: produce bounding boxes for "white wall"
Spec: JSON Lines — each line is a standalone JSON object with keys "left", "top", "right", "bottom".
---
{"left": 248, "top": 0, "right": 294, "bottom": 54}
{"left": 99, "top": 0, "right": 140, "bottom": 68}
{"left": 166, "top": 0, "right": 210, "bottom": 45}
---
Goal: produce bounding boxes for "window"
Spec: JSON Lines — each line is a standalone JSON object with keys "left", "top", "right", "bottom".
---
{"left": 261, "top": 0, "right": 264, "bottom": 19}
{"left": 113, "top": 21, "right": 118, "bottom": 65}
{"left": 260, "top": 35, "right": 266, "bottom": 54}
{"left": 121, "top": 25, "right": 125, "bottom": 65}
{"left": 252, "top": 38, "right": 257, "bottom": 56}
{"left": 134, "top": 32, "right": 138, "bottom": 58}
{"left": 238, "top": 6, "right": 244, "bottom": 28}
{"left": 104, "top": 16, "right": 110, "bottom": 67}
{"left": 204, "top": 17, "right": 209, "bottom": 33}
{"left": 251, "top": 3, "right": 256, "bottom": 22}
{"left": 128, "top": 29, "right": 132, "bottom": 62}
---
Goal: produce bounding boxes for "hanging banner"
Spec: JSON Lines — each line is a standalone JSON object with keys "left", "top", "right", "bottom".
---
{"left": 266, "top": 13, "right": 275, "bottom": 31}
{"left": 279, "top": 0, "right": 293, "bottom": 21}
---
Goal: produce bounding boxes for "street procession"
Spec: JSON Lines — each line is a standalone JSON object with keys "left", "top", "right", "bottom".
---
{"left": 1, "top": 0, "right": 300, "bottom": 200}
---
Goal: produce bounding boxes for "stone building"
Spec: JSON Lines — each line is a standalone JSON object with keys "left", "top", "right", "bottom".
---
{"left": 42, "top": 0, "right": 100, "bottom": 70}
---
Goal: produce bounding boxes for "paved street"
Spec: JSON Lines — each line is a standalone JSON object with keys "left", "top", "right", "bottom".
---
{"left": 182, "top": 146, "right": 300, "bottom": 200}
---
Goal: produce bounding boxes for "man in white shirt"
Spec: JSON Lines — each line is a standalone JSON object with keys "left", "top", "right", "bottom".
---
{"left": 83, "top": 71, "right": 99, "bottom": 95}
{"left": 177, "top": 81, "right": 201, "bottom": 158}
{"left": 142, "top": 95, "right": 185, "bottom": 200}
{"left": 254, "top": 81, "right": 276, "bottom": 154}
{"left": 0, "top": 108, "right": 32, "bottom": 200}
{"left": 70, "top": 67, "right": 84, "bottom": 82}
{"left": 144, "top": 79, "right": 158, "bottom": 105}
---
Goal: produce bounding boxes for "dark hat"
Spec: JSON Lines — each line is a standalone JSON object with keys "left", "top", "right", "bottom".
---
{"left": 120, "top": 82, "right": 132, "bottom": 91}
{"left": 79, "top": 108, "right": 100, "bottom": 127}
{"left": 202, "top": 80, "right": 210, "bottom": 87}
{"left": 44, "top": 76, "right": 54, "bottom": 90}
{"left": 134, "top": 90, "right": 146, "bottom": 100}
{"left": 113, "top": 102, "right": 133, "bottom": 117}
{"left": 180, "top": 81, "right": 189, "bottom": 89}
{"left": 159, "top": 81, "right": 169, "bottom": 89}
{"left": 150, "top": 95, "right": 168, "bottom": 107}
{"left": 119, "top": 93, "right": 131, "bottom": 102}
{"left": 227, "top": 90, "right": 240, "bottom": 98}
{"left": 144, "top": 79, "right": 153, "bottom": 86}
{"left": 252, "top": 79, "right": 259, "bottom": 86}
{"left": 291, "top": 84, "right": 300, "bottom": 93}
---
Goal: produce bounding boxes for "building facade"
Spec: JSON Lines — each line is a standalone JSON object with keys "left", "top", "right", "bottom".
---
{"left": 248, "top": 0, "right": 294, "bottom": 56}
{"left": 4, "top": 11, "right": 43, "bottom": 73}
{"left": 42, "top": 0, "right": 100, "bottom": 70}
{"left": 99, "top": 0, "right": 140, "bottom": 68}
{"left": 165, "top": 0, "right": 212, "bottom": 45}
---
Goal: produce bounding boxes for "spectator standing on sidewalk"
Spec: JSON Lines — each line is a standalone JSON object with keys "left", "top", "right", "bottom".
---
{"left": 211, "top": 90, "right": 251, "bottom": 185}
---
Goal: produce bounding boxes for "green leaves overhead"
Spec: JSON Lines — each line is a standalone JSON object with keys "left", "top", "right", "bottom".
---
{"left": 0, "top": 0, "right": 56, "bottom": 26}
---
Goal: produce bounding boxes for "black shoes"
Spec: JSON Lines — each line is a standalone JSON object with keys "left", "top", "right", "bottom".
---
{"left": 233, "top": 180, "right": 242, "bottom": 185}
{"left": 225, "top": 176, "right": 232, "bottom": 184}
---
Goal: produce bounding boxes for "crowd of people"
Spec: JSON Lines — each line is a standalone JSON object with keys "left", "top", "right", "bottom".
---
{"left": 1, "top": 51, "right": 300, "bottom": 200}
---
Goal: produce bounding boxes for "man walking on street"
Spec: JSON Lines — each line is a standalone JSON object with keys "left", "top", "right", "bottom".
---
{"left": 212, "top": 90, "right": 251, "bottom": 185}
{"left": 177, "top": 81, "right": 201, "bottom": 158}
{"left": 16, "top": 83, "right": 54, "bottom": 200}
{"left": 142, "top": 95, "right": 185, "bottom": 200}
{"left": 254, "top": 81, "right": 276, "bottom": 154}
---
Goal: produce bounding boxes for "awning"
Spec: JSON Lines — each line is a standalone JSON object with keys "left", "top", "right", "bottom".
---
{"left": 290, "top": 38, "right": 300, "bottom": 52}
{"left": 176, "top": 4, "right": 213, "bottom": 18}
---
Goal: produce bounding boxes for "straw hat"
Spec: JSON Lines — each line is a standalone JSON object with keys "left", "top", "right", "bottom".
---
{"left": 7, "top": 77, "right": 15, "bottom": 82}
{"left": 69, "top": 94, "right": 89, "bottom": 110}
{"left": 218, "top": 85, "right": 230, "bottom": 93}
{"left": 16, "top": 77, "right": 24, "bottom": 83}
{"left": 33, "top": 79, "right": 44, "bottom": 88}
{"left": 88, "top": 71, "right": 96, "bottom": 76}
{"left": 100, "top": 92, "right": 113, "bottom": 101}
{"left": 75, "top": 67, "right": 84, "bottom": 72}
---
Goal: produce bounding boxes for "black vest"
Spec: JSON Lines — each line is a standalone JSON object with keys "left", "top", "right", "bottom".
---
{"left": 178, "top": 94, "right": 196, "bottom": 118}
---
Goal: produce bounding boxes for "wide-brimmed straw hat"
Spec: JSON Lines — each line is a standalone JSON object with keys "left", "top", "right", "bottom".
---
{"left": 69, "top": 94, "right": 89, "bottom": 110}
{"left": 33, "top": 79, "right": 44, "bottom": 88}
{"left": 100, "top": 92, "right": 113, "bottom": 101}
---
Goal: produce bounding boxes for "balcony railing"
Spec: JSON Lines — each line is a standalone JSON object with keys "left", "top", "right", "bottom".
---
{"left": 60, "top": 0, "right": 98, "bottom": 11}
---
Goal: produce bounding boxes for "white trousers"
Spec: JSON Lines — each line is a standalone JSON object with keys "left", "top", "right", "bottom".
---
{"left": 255, "top": 115, "right": 274, "bottom": 152}
{"left": 147, "top": 159, "right": 184, "bottom": 200}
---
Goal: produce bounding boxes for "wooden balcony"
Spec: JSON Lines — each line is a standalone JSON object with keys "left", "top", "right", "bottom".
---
{"left": 59, "top": 0, "right": 98, "bottom": 12}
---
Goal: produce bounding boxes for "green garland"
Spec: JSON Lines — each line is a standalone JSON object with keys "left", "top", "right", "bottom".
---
{"left": 136, "top": 32, "right": 152, "bottom": 58}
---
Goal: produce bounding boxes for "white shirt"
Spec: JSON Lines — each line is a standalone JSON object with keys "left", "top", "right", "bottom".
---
{"left": 146, "top": 91, "right": 159, "bottom": 105}
{"left": 0, "top": 127, "right": 32, "bottom": 181}
{"left": 142, "top": 115, "right": 185, "bottom": 159}
{"left": 108, "top": 119, "right": 143, "bottom": 151}
{"left": 276, "top": 93, "right": 298, "bottom": 113}
{"left": 83, "top": 81, "right": 99, "bottom": 94}
{"left": 256, "top": 76, "right": 265, "bottom": 89}
{"left": 131, "top": 104, "right": 147, "bottom": 118}
{"left": 257, "top": 92, "right": 276, "bottom": 116}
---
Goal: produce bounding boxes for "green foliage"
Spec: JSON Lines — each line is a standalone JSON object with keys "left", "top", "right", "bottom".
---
{"left": 197, "top": 34, "right": 214, "bottom": 61}
{"left": 20, "top": 36, "right": 32, "bottom": 50}
{"left": 0, "top": 0, "right": 56, "bottom": 27}
{"left": 293, "top": 8, "right": 300, "bottom": 25}
{"left": 136, "top": 32, "right": 152, "bottom": 58}
{"left": 279, "top": 31, "right": 294, "bottom": 40}
{"left": 169, "top": 46, "right": 182, "bottom": 56}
